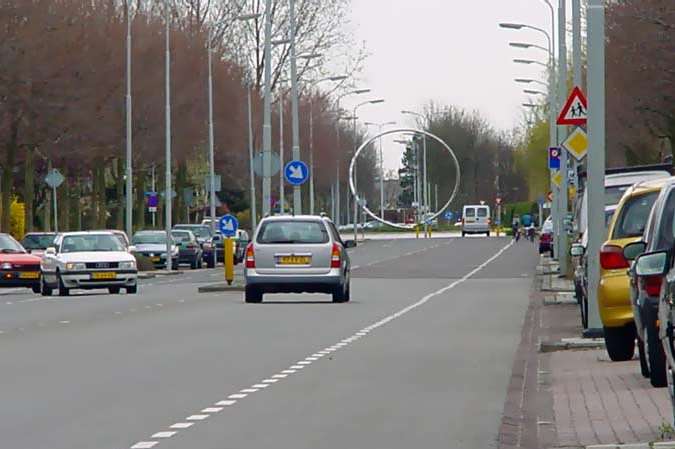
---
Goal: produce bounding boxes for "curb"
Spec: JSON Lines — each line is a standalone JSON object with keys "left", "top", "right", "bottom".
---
{"left": 587, "top": 442, "right": 675, "bottom": 448}
{"left": 540, "top": 337, "right": 605, "bottom": 353}
{"left": 197, "top": 282, "right": 246, "bottom": 293}
{"left": 544, "top": 293, "right": 577, "bottom": 305}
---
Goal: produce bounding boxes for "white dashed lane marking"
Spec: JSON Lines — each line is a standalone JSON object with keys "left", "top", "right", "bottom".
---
{"left": 128, "top": 240, "right": 514, "bottom": 448}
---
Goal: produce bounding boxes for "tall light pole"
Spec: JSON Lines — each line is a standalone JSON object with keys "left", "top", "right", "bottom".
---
{"left": 352, "top": 99, "right": 385, "bottom": 243}
{"left": 307, "top": 75, "right": 347, "bottom": 215}
{"left": 557, "top": 0, "right": 569, "bottom": 272}
{"left": 365, "top": 121, "right": 396, "bottom": 219}
{"left": 402, "top": 110, "right": 430, "bottom": 234}
{"left": 164, "top": 0, "right": 172, "bottom": 271}
{"left": 125, "top": 1, "right": 133, "bottom": 238}
{"left": 261, "top": 0, "right": 274, "bottom": 216}
{"left": 586, "top": 0, "right": 605, "bottom": 335}
{"left": 206, "top": 27, "right": 217, "bottom": 266}
{"left": 288, "top": 0, "right": 303, "bottom": 214}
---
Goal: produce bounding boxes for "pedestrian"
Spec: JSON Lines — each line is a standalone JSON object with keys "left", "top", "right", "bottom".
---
{"left": 512, "top": 217, "right": 521, "bottom": 242}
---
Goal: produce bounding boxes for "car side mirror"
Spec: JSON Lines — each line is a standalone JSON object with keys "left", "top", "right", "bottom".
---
{"left": 45, "top": 247, "right": 56, "bottom": 256}
{"left": 623, "top": 241, "right": 647, "bottom": 261}
{"left": 128, "top": 245, "right": 137, "bottom": 253}
{"left": 635, "top": 251, "right": 669, "bottom": 276}
{"left": 570, "top": 243, "right": 585, "bottom": 257}
{"left": 344, "top": 240, "right": 357, "bottom": 249}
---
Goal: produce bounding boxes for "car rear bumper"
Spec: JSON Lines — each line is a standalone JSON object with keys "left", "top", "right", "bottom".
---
{"left": 462, "top": 225, "right": 489, "bottom": 233}
{"left": 245, "top": 268, "right": 344, "bottom": 293}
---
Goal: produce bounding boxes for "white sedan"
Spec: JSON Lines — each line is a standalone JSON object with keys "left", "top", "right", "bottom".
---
{"left": 40, "top": 231, "right": 138, "bottom": 296}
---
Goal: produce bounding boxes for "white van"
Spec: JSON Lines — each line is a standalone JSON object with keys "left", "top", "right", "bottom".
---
{"left": 461, "top": 205, "right": 491, "bottom": 236}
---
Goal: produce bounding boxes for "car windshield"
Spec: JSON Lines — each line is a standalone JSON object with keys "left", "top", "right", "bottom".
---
{"left": 257, "top": 220, "right": 329, "bottom": 244}
{"left": 60, "top": 234, "right": 125, "bottom": 253}
{"left": 21, "top": 234, "right": 55, "bottom": 250}
{"left": 171, "top": 231, "right": 191, "bottom": 243}
{"left": 175, "top": 225, "right": 211, "bottom": 239}
{"left": 605, "top": 185, "right": 631, "bottom": 206}
{"left": 612, "top": 192, "right": 658, "bottom": 239}
{"left": 132, "top": 233, "right": 169, "bottom": 245}
{"left": 0, "top": 234, "right": 26, "bottom": 253}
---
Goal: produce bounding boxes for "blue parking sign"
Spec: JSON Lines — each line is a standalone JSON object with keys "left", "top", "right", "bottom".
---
{"left": 548, "top": 147, "right": 561, "bottom": 170}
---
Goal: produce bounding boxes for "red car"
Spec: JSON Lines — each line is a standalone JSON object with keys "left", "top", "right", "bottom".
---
{"left": 0, "top": 233, "right": 42, "bottom": 293}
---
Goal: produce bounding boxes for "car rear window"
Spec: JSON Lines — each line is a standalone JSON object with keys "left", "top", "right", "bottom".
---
{"left": 612, "top": 192, "right": 658, "bottom": 239}
{"left": 465, "top": 208, "right": 475, "bottom": 217}
{"left": 477, "top": 208, "right": 488, "bottom": 218}
{"left": 257, "top": 220, "right": 329, "bottom": 244}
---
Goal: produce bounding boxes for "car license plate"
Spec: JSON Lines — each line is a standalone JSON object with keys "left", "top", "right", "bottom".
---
{"left": 151, "top": 256, "right": 160, "bottom": 263}
{"left": 279, "top": 256, "right": 310, "bottom": 265}
{"left": 92, "top": 272, "right": 116, "bottom": 280}
{"left": 19, "top": 271, "right": 40, "bottom": 279}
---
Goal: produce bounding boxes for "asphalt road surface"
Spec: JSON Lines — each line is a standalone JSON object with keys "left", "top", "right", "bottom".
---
{"left": 1, "top": 236, "right": 539, "bottom": 449}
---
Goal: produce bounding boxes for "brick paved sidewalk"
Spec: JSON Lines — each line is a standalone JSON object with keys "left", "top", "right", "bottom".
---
{"left": 498, "top": 257, "right": 674, "bottom": 449}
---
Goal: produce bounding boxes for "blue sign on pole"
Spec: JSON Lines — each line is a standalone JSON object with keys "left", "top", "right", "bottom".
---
{"left": 444, "top": 211, "right": 454, "bottom": 221}
{"left": 548, "top": 147, "right": 561, "bottom": 170}
{"left": 218, "top": 214, "right": 239, "bottom": 237}
{"left": 284, "top": 160, "right": 310, "bottom": 186}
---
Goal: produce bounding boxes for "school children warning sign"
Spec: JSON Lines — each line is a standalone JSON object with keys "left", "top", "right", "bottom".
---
{"left": 557, "top": 86, "right": 588, "bottom": 126}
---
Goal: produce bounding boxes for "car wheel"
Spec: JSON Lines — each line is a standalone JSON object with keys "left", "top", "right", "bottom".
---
{"left": 32, "top": 284, "right": 41, "bottom": 294}
{"left": 638, "top": 338, "right": 650, "bottom": 378}
{"left": 109, "top": 287, "right": 121, "bottom": 294}
{"left": 190, "top": 258, "right": 198, "bottom": 270}
{"left": 58, "top": 274, "right": 70, "bottom": 297}
{"left": 40, "top": 277, "right": 52, "bottom": 296}
{"left": 604, "top": 325, "right": 636, "bottom": 362}
{"left": 127, "top": 284, "right": 138, "bottom": 294}
{"left": 245, "top": 286, "right": 262, "bottom": 303}
{"left": 486, "top": 231, "right": 490, "bottom": 237}
{"left": 647, "top": 323, "right": 667, "bottom": 387}
{"left": 461, "top": 232, "right": 466, "bottom": 237}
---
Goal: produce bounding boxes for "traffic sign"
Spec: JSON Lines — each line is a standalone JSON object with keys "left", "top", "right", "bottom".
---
{"left": 204, "top": 174, "right": 221, "bottom": 193}
{"left": 444, "top": 211, "right": 454, "bottom": 221}
{"left": 253, "top": 152, "right": 281, "bottom": 177}
{"left": 284, "top": 160, "right": 309, "bottom": 186}
{"left": 551, "top": 170, "right": 562, "bottom": 187}
{"left": 557, "top": 86, "right": 588, "bottom": 126}
{"left": 548, "top": 147, "right": 561, "bottom": 170}
{"left": 218, "top": 214, "right": 238, "bottom": 237}
{"left": 562, "top": 126, "right": 589, "bottom": 160}
{"left": 45, "top": 169, "right": 65, "bottom": 188}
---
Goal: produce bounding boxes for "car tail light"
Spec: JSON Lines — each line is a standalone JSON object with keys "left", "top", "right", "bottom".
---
{"left": 487, "top": 218, "right": 492, "bottom": 225}
{"left": 331, "top": 243, "right": 341, "bottom": 268}
{"left": 640, "top": 275, "right": 663, "bottom": 297}
{"left": 599, "top": 244, "right": 629, "bottom": 270}
{"left": 245, "top": 243, "right": 255, "bottom": 269}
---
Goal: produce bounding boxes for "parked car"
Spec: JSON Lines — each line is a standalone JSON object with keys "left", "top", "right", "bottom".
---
{"left": 20, "top": 232, "right": 57, "bottom": 256}
{"left": 573, "top": 168, "right": 670, "bottom": 328}
{"left": 593, "top": 178, "right": 668, "bottom": 382}
{"left": 539, "top": 216, "right": 554, "bottom": 256}
{"left": 40, "top": 231, "right": 138, "bottom": 296}
{"left": 173, "top": 224, "right": 213, "bottom": 247}
{"left": 203, "top": 229, "right": 248, "bottom": 267}
{"left": 244, "top": 215, "right": 355, "bottom": 303}
{"left": 170, "top": 229, "right": 202, "bottom": 269}
{"left": 131, "top": 230, "right": 179, "bottom": 269}
{"left": 0, "top": 233, "right": 42, "bottom": 293}
{"left": 461, "top": 204, "right": 491, "bottom": 236}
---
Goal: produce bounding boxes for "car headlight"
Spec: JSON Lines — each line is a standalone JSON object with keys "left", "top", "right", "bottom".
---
{"left": 65, "top": 262, "right": 86, "bottom": 271}
{"left": 119, "top": 260, "right": 136, "bottom": 270}
{"left": 1, "top": 262, "right": 13, "bottom": 270}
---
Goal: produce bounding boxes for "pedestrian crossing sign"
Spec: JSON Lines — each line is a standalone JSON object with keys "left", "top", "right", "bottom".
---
{"left": 557, "top": 86, "right": 588, "bottom": 126}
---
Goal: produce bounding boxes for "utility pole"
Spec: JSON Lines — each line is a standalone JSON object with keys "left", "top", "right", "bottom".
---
{"left": 557, "top": 0, "right": 568, "bottom": 272}
{"left": 125, "top": 1, "right": 133, "bottom": 239}
{"left": 288, "top": 0, "right": 302, "bottom": 213}
{"left": 207, "top": 27, "right": 217, "bottom": 267}
{"left": 164, "top": 1, "right": 173, "bottom": 271}
{"left": 571, "top": 0, "right": 582, "bottom": 200}
{"left": 279, "top": 82, "right": 285, "bottom": 214}
{"left": 247, "top": 83, "right": 257, "bottom": 231}
{"left": 586, "top": 0, "right": 605, "bottom": 336}
{"left": 261, "top": 0, "right": 273, "bottom": 216}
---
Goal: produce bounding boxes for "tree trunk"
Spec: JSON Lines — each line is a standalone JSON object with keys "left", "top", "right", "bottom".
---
{"left": 2, "top": 121, "right": 18, "bottom": 232}
{"left": 115, "top": 157, "right": 124, "bottom": 230}
{"left": 134, "top": 167, "right": 145, "bottom": 231}
{"left": 24, "top": 148, "right": 34, "bottom": 232}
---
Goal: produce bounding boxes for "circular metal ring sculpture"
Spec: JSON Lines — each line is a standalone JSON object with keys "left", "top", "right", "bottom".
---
{"left": 348, "top": 128, "right": 461, "bottom": 230}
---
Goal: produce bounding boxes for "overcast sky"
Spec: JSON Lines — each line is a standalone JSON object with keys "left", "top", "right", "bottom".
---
{"left": 344, "top": 0, "right": 558, "bottom": 171}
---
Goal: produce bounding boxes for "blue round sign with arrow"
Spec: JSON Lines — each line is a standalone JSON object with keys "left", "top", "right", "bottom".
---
{"left": 284, "top": 160, "right": 309, "bottom": 186}
{"left": 218, "top": 214, "right": 239, "bottom": 238}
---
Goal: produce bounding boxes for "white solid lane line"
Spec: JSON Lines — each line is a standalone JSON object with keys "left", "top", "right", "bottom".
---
{"left": 128, "top": 240, "right": 514, "bottom": 449}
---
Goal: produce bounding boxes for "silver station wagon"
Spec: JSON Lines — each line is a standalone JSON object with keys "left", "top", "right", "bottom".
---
{"left": 244, "top": 215, "right": 355, "bottom": 303}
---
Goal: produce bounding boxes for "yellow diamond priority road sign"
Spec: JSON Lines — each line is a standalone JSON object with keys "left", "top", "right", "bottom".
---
{"left": 551, "top": 169, "right": 562, "bottom": 187}
{"left": 562, "top": 126, "right": 588, "bottom": 161}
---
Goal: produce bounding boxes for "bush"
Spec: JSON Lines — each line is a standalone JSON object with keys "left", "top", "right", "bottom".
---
{"left": 0, "top": 198, "right": 26, "bottom": 239}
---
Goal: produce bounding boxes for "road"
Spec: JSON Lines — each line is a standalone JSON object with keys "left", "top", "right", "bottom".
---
{"left": 1, "top": 236, "right": 538, "bottom": 449}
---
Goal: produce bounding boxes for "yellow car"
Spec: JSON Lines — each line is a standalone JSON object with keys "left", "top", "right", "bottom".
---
{"left": 599, "top": 177, "right": 669, "bottom": 361}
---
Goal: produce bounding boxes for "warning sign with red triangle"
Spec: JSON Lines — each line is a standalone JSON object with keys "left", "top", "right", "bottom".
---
{"left": 557, "top": 86, "right": 588, "bottom": 126}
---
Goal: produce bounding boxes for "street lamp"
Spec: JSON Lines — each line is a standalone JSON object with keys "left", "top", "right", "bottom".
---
{"left": 513, "top": 58, "right": 548, "bottom": 68}
{"left": 509, "top": 42, "right": 549, "bottom": 53}
{"left": 364, "top": 121, "right": 396, "bottom": 219}
{"left": 164, "top": 0, "right": 173, "bottom": 270}
{"left": 402, "top": 109, "right": 431, "bottom": 234}
{"left": 523, "top": 89, "right": 547, "bottom": 96}
{"left": 124, "top": 2, "right": 133, "bottom": 239}
{"left": 352, "top": 99, "right": 385, "bottom": 242}
{"left": 515, "top": 78, "right": 549, "bottom": 88}
{"left": 307, "top": 75, "right": 348, "bottom": 214}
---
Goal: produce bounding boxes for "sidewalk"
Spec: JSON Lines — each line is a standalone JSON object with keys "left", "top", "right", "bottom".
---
{"left": 499, "top": 256, "right": 674, "bottom": 449}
